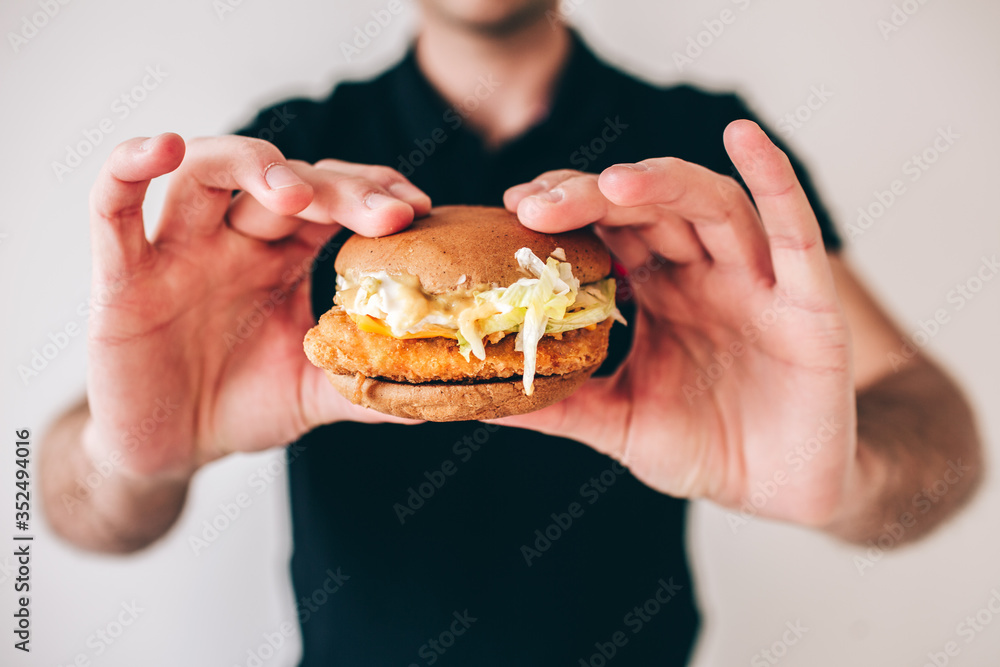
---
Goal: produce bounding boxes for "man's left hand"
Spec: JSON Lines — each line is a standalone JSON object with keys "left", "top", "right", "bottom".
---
{"left": 500, "top": 120, "right": 855, "bottom": 527}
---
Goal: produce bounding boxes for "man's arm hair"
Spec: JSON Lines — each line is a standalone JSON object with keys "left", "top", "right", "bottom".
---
{"left": 823, "top": 256, "right": 984, "bottom": 544}
{"left": 40, "top": 399, "right": 190, "bottom": 554}
{"left": 830, "top": 358, "right": 983, "bottom": 544}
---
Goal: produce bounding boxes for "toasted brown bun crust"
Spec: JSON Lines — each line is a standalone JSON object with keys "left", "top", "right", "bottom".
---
{"left": 324, "top": 366, "right": 600, "bottom": 422}
{"left": 305, "top": 307, "right": 612, "bottom": 383}
{"left": 334, "top": 205, "right": 611, "bottom": 293}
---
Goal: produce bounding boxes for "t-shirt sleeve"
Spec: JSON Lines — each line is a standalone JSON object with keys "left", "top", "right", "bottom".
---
{"left": 721, "top": 94, "right": 842, "bottom": 253}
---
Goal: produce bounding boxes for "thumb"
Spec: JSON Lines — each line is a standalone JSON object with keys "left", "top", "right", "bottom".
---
{"left": 300, "top": 365, "right": 423, "bottom": 427}
{"left": 486, "top": 375, "right": 630, "bottom": 461}
{"left": 90, "top": 133, "right": 185, "bottom": 281}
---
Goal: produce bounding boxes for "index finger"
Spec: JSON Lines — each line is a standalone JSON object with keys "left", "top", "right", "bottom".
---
{"left": 598, "top": 158, "right": 773, "bottom": 276}
{"left": 506, "top": 170, "right": 705, "bottom": 265}
{"left": 156, "top": 135, "right": 314, "bottom": 241}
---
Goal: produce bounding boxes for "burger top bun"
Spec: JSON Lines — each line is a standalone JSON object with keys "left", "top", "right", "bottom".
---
{"left": 334, "top": 205, "right": 612, "bottom": 294}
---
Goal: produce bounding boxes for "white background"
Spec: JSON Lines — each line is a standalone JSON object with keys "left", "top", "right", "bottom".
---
{"left": 1, "top": 0, "right": 998, "bottom": 665}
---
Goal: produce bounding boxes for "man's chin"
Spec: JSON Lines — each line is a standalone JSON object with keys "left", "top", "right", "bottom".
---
{"left": 420, "top": 0, "right": 557, "bottom": 38}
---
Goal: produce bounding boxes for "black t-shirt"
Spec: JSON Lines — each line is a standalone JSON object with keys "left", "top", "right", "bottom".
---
{"left": 238, "top": 33, "right": 840, "bottom": 667}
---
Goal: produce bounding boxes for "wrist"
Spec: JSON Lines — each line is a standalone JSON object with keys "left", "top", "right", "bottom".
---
{"left": 820, "top": 440, "right": 889, "bottom": 543}
{"left": 45, "top": 410, "right": 191, "bottom": 553}
{"left": 81, "top": 416, "right": 197, "bottom": 488}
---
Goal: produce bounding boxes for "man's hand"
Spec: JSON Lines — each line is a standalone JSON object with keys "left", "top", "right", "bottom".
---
{"left": 502, "top": 120, "right": 983, "bottom": 542}
{"left": 86, "top": 133, "right": 431, "bottom": 479}
{"left": 42, "top": 133, "right": 430, "bottom": 551}
{"left": 501, "top": 120, "right": 857, "bottom": 527}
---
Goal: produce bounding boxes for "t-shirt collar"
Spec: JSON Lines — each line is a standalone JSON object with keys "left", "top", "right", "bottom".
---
{"left": 388, "top": 30, "right": 606, "bottom": 156}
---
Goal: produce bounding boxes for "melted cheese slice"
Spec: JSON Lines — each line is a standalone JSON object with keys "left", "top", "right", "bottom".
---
{"left": 349, "top": 313, "right": 458, "bottom": 339}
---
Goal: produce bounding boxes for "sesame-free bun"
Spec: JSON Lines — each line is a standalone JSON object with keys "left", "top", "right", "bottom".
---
{"left": 324, "top": 365, "right": 600, "bottom": 422}
{"left": 334, "top": 205, "right": 611, "bottom": 292}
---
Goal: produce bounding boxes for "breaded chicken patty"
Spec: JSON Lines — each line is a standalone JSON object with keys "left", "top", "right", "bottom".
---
{"left": 304, "top": 307, "right": 612, "bottom": 384}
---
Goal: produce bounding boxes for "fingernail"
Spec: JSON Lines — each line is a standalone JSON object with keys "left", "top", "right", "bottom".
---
{"left": 619, "top": 162, "right": 649, "bottom": 171}
{"left": 139, "top": 136, "right": 156, "bottom": 151}
{"left": 534, "top": 188, "right": 564, "bottom": 204}
{"left": 264, "top": 163, "right": 305, "bottom": 190}
{"left": 365, "top": 192, "right": 398, "bottom": 210}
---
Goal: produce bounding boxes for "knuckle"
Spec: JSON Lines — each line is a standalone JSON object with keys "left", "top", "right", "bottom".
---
{"left": 656, "top": 157, "right": 684, "bottom": 174}
{"left": 566, "top": 173, "right": 599, "bottom": 189}
{"left": 343, "top": 175, "right": 383, "bottom": 196}
{"left": 92, "top": 195, "right": 141, "bottom": 227}
{"left": 538, "top": 169, "right": 580, "bottom": 184}
{"left": 362, "top": 164, "right": 400, "bottom": 183}
{"left": 715, "top": 177, "right": 747, "bottom": 214}
{"left": 718, "top": 176, "right": 744, "bottom": 198}
{"left": 237, "top": 136, "right": 279, "bottom": 165}
{"left": 314, "top": 158, "right": 342, "bottom": 171}
{"left": 768, "top": 232, "right": 821, "bottom": 253}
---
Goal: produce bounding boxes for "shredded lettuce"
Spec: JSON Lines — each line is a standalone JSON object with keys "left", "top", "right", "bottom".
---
{"left": 455, "top": 248, "right": 622, "bottom": 395}
{"left": 339, "top": 248, "right": 625, "bottom": 396}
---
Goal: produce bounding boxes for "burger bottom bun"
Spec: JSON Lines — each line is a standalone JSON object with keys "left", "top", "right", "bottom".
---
{"left": 324, "top": 365, "right": 600, "bottom": 422}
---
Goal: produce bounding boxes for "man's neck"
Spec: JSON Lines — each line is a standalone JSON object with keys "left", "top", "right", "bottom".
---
{"left": 415, "top": 19, "right": 571, "bottom": 149}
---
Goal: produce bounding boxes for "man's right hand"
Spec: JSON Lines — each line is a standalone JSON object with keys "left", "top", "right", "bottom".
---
{"left": 85, "top": 133, "right": 430, "bottom": 483}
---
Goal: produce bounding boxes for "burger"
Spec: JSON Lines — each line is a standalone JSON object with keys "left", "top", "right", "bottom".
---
{"left": 303, "top": 205, "right": 625, "bottom": 421}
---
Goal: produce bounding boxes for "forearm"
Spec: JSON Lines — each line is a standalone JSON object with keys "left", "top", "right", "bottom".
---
{"left": 825, "top": 358, "right": 983, "bottom": 545}
{"left": 40, "top": 400, "right": 190, "bottom": 554}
